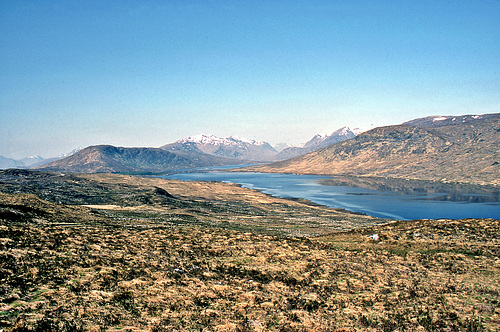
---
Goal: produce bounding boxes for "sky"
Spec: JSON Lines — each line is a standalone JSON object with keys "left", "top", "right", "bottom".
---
{"left": 1, "top": 0, "right": 499, "bottom": 159}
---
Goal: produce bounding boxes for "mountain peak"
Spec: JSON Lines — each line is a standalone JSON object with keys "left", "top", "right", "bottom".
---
{"left": 36, "top": 144, "right": 240, "bottom": 173}
{"left": 303, "top": 126, "right": 357, "bottom": 150}
{"left": 274, "top": 126, "right": 360, "bottom": 161}
{"left": 248, "top": 114, "right": 500, "bottom": 185}
{"left": 178, "top": 134, "right": 266, "bottom": 146}
{"left": 179, "top": 134, "right": 218, "bottom": 145}
{"left": 164, "top": 134, "right": 277, "bottom": 161}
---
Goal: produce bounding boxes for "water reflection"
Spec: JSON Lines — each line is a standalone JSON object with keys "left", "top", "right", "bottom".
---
{"left": 161, "top": 172, "right": 500, "bottom": 220}
{"left": 320, "top": 176, "right": 500, "bottom": 203}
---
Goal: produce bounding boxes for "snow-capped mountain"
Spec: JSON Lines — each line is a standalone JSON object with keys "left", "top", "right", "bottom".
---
{"left": 0, "top": 155, "right": 44, "bottom": 169}
{"left": 58, "top": 147, "right": 84, "bottom": 158}
{"left": 272, "top": 142, "right": 301, "bottom": 152}
{"left": 19, "top": 155, "right": 45, "bottom": 167}
{"left": 304, "top": 127, "right": 358, "bottom": 151}
{"left": 0, "top": 148, "right": 85, "bottom": 170}
{"left": 30, "top": 148, "right": 84, "bottom": 168}
{"left": 161, "top": 134, "right": 278, "bottom": 162}
{"left": 178, "top": 135, "right": 269, "bottom": 148}
{"left": 275, "top": 127, "right": 359, "bottom": 160}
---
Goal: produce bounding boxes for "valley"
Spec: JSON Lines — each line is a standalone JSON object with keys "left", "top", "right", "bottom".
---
{"left": 3, "top": 1, "right": 500, "bottom": 330}
{"left": 1, "top": 113, "right": 499, "bottom": 331}
{"left": 1, "top": 170, "right": 499, "bottom": 331}
{"left": 14, "top": 113, "right": 497, "bottom": 189}
{"left": 163, "top": 171, "right": 500, "bottom": 220}
{"left": 0, "top": 170, "right": 384, "bottom": 237}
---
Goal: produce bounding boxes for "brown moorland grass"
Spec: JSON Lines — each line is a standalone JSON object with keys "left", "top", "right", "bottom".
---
{"left": 0, "top": 170, "right": 385, "bottom": 237}
{"left": 0, "top": 192, "right": 499, "bottom": 331}
{"left": 0, "top": 171, "right": 499, "bottom": 331}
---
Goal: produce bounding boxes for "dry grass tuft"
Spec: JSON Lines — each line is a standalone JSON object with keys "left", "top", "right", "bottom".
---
{"left": 1, "top": 208, "right": 499, "bottom": 331}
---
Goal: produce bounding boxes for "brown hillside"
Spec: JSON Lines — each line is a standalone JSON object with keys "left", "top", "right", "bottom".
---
{"left": 246, "top": 117, "right": 500, "bottom": 185}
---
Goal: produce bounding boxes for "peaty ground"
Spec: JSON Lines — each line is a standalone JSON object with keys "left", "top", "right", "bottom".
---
{"left": 0, "top": 171, "right": 499, "bottom": 331}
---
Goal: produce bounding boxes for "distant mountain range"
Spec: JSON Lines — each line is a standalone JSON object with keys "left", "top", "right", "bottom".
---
{"left": 29, "top": 128, "right": 362, "bottom": 173}
{"left": 0, "top": 127, "right": 362, "bottom": 172}
{"left": 161, "top": 135, "right": 278, "bottom": 162}
{"left": 247, "top": 113, "right": 500, "bottom": 185}
{"left": 161, "top": 129, "right": 362, "bottom": 162}
{"left": 0, "top": 155, "right": 43, "bottom": 169}
{"left": 0, "top": 148, "right": 83, "bottom": 170}
{"left": 272, "top": 142, "right": 296, "bottom": 152}
{"left": 7, "top": 113, "right": 500, "bottom": 182}
{"left": 275, "top": 127, "right": 360, "bottom": 160}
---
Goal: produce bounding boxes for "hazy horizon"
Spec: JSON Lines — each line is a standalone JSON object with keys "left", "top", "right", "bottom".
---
{"left": 1, "top": 1, "right": 499, "bottom": 159}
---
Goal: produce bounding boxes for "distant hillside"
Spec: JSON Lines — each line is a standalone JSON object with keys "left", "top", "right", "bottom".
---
{"left": 161, "top": 135, "right": 278, "bottom": 161}
{"left": 304, "top": 126, "right": 360, "bottom": 150}
{"left": 275, "top": 147, "right": 307, "bottom": 161}
{"left": 0, "top": 155, "right": 45, "bottom": 169}
{"left": 0, "top": 148, "right": 84, "bottom": 170}
{"left": 272, "top": 142, "right": 295, "bottom": 152}
{"left": 30, "top": 147, "right": 84, "bottom": 168}
{"left": 247, "top": 114, "right": 500, "bottom": 185}
{"left": 36, "top": 145, "right": 240, "bottom": 173}
{"left": 0, "top": 156, "right": 19, "bottom": 169}
{"left": 275, "top": 127, "right": 359, "bottom": 160}
{"left": 403, "top": 113, "right": 500, "bottom": 128}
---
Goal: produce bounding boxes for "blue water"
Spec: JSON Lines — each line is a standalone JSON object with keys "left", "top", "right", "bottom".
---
{"left": 160, "top": 172, "right": 500, "bottom": 220}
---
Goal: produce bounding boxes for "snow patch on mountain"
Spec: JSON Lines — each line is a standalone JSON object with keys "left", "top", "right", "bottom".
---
{"left": 432, "top": 116, "right": 448, "bottom": 122}
{"left": 178, "top": 134, "right": 267, "bottom": 147}
{"left": 304, "top": 127, "right": 358, "bottom": 150}
{"left": 351, "top": 127, "right": 365, "bottom": 135}
{"left": 58, "top": 147, "right": 83, "bottom": 158}
{"left": 165, "top": 134, "right": 277, "bottom": 161}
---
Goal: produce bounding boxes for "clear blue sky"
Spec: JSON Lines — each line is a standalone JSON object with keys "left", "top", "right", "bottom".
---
{"left": 1, "top": 0, "right": 499, "bottom": 159}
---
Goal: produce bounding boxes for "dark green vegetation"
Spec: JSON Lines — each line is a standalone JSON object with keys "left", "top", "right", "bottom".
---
{"left": 0, "top": 170, "right": 499, "bottom": 331}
